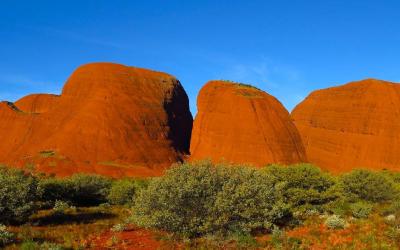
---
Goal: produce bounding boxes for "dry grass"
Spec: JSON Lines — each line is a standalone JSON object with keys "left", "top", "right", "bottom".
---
{"left": 3, "top": 206, "right": 400, "bottom": 249}
{"left": 5, "top": 206, "right": 130, "bottom": 249}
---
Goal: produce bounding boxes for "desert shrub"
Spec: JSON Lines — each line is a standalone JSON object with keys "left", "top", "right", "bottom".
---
{"left": 132, "top": 161, "right": 290, "bottom": 237}
{"left": 381, "top": 170, "right": 400, "bottom": 183}
{"left": 52, "top": 200, "right": 71, "bottom": 215}
{"left": 381, "top": 201, "right": 400, "bottom": 216}
{"left": 322, "top": 197, "right": 352, "bottom": 216}
{"left": 0, "top": 225, "right": 14, "bottom": 246}
{"left": 40, "top": 242, "right": 67, "bottom": 250}
{"left": 339, "top": 169, "right": 396, "bottom": 202}
{"left": 38, "top": 178, "right": 69, "bottom": 207}
{"left": 0, "top": 167, "right": 39, "bottom": 224}
{"left": 39, "top": 174, "right": 112, "bottom": 207}
{"left": 384, "top": 215, "right": 397, "bottom": 225}
{"left": 20, "top": 241, "right": 66, "bottom": 250}
{"left": 66, "top": 174, "right": 112, "bottom": 206}
{"left": 262, "top": 164, "right": 338, "bottom": 211}
{"left": 230, "top": 231, "right": 259, "bottom": 248}
{"left": 111, "top": 223, "right": 127, "bottom": 232}
{"left": 350, "top": 201, "right": 373, "bottom": 218}
{"left": 20, "top": 241, "right": 39, "bottom": 250}
{"left": 324, "top": 215, "right": 346, "bottom": 229}
{"left": 107, "top": 179, "right": 148, "bottom": 205}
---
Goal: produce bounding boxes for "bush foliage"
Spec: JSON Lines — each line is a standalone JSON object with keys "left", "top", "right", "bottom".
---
{"left": 0, "top": 167, "right": 39, "bottom": 224}
{"left": 262, "top": 164, "right": 338, "bottom": 211}
{"left": 0, "top": 224, "right": 14, "bottom": 246}
{"left": 350, "top": 201, "right": 373, "bottom": 218}
{"left": 339, "top": 169, "right": 397, "bottom": 202}
{"left": 132, "top": 161, "right": 290, "bottom": 237}
{"left": 107, "top": 179, "right": 148, "bottom": 205}
{"left": 131, "top": 162, "right": 400, "bottom": 236}
{"left": 324, "top": 215, "right": 346, "bottom": 229}
{"left": 39, "top": 174, "right": 112, "bottom": 207}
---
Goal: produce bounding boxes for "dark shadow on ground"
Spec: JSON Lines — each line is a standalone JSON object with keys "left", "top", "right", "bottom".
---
{"left": 30, "top": 211, "right": 117, "bottom": 226}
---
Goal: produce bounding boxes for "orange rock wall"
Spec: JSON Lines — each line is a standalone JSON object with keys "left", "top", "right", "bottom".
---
{"left": 0, "top": 63, "right": 193, "bottom": 177}
{"left": 292, "top": 79, "right": 400, "bottom": 173}
{"left": 190, "top": 81, "right": 307, "bottom": 166}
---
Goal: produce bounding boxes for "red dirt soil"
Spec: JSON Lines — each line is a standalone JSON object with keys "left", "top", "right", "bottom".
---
{"left": 0, "top": 62, "right": 193, "bottom": 177}
{"left": 88, "top": 227, "right": 170, "bottom": 250}
{"left": 292, "top": 79, "right": 400, "bottom": 173}
{"left": 190, "top": 80, "right": 307, "bottom": 167}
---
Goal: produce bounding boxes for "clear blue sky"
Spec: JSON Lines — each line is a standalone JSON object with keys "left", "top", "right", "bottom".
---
{"left": 1, "top": 0, "right": 399, "bottom": 113}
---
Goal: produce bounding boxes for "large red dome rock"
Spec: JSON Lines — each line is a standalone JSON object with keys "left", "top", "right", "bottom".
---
{"left": 190, "top": 80, "right": 307, "bottom": 166}
{"left": 0, "top": 63, "right": 193, "bottom": 177}
{"left": 15, "top": 94, "right": 59, "bottom": 113}
{"left": 291, "top": 79, "right": 400, "bottom": 173}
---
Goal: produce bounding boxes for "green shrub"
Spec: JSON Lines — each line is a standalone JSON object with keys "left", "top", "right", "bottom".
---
{"left": 132, "top": 162, "right": 290, "bottom": 237}
{"left": 66, "top": 174, "right": 112, "bottom": 206}
{"left": 38, "top": 178, "right": 69, "bottom": 207}
{"left": 39, "top": 174, "right": 112, "bottom": 207}
{"left": 322, "top": 198, "right": 352, "bottom": 216}
{"left": 339, "top": 169, "right": 396, "bottom": 202}
{"left": 52, "top": 200, "right": 71, "bottom": 214}
{"left": 40, "top": 242, "right": 67, "bottom": 250}
{"left": 0, "top": 225, "right": 14, "bottom": 246}
{"left": 324, "top": 215, "right": 346, "bottom": 229}
{"left": 262, "top": 164, "right": 338, "bottom": 211}
{"left": 0, "top": 167, "right": 39, "bottom": 224}
{"left": 350, "top": 202, "right": 373, "bottom": 218}
{"left": 107, "top": 179, "right": 148, "bottom": 205}
{"left": 20, "top": 241, "right": 66, "bottom": 250}
{"left": 230, "top": 231, "right": 259, "bottom": 248}
{"left": 20, "top": 241, "right": 39, "bottom": 250}
{"left": 111, "top": 223, "right": 127, "bottom": 232}
{"left": 383, "top": 201, "right": 400, "bottom": 217}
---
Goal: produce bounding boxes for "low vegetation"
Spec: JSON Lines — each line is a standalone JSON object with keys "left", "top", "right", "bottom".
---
{"left": 131, "top": 161, "right": 400, "bottom": 248}
{"left": 132, "top": 162, "right": 290, "bottom": 237}
{"left": 0, "top": 167, "right": 39, "bottom": 224}
{"left": 1, "top": 162, "right": 400, "bottom": 248}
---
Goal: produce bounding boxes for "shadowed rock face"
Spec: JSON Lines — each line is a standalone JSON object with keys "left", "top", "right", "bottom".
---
{"left": 0, "top": 62, "right": 193, "bottom": 177}
{"left": 292, "top": 79, "right": 400, "bottom": 173}
{"left": 190, "top": 80, "right": 307, "bottom": 167}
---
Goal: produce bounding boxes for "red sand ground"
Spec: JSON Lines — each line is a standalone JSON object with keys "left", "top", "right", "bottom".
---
{"left": 292, "top": 78, "right": 400, "bottom": 173}
{"left": 0, "top": 63, "right": 193, "bottom": 177}
{"left": 190, "top": 80, "right": 307, "bottom": 167}
{"left": 88, "top": 227, "right": 167, "bottom": 250}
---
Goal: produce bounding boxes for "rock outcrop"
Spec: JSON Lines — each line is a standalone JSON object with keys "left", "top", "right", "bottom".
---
{"left": 0, "top": 63, "right": 193, "bottom": 177}
{"left": 292, "top": 79, "right": 400, "bottom": 173}
{"left": 15, "top": 94, "right": 59, "bottom": 113}
{"left": 190, "top": 80, "right": 307, "bottom": 166}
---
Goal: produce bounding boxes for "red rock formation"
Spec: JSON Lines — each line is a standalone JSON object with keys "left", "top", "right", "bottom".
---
{"left": 15, "top": 94, "right": 59, "bottom": 113}
{"left": 190, "top": 80, "right": 307, "bottom": 166}
{"left": 0, "top": 63, "right": 193, "bottom": 177}
{"left": 292, "top": 79, "right": 400, "bottom": 173}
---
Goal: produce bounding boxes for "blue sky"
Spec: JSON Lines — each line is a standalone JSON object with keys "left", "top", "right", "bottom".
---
{"left": 1, "top": 0, "right": 399, "bottom": 114}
